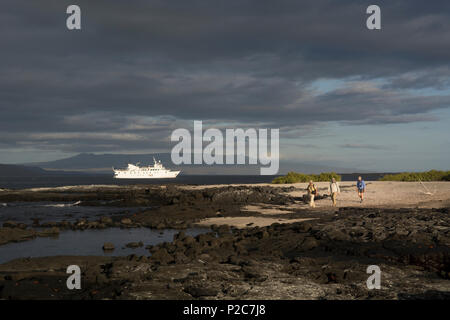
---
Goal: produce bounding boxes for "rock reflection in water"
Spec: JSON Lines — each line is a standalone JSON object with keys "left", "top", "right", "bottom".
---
{"left": 0, "top": 227, "right": 209, "bottom": 264}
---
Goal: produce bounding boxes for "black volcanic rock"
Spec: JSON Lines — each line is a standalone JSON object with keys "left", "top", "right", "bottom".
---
{"left": 183, "top": 285, "right": 219, "bottom": 297}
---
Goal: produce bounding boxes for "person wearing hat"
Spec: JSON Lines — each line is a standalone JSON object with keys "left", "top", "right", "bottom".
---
{"left": 306, "top": 180, "right": 318, "bottom": 208}
{"left": 328, "top": 177, "right": 341, "bottom": 207}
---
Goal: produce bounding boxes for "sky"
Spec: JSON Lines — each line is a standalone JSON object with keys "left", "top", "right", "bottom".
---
{"left": 0, "top": 0, "right": 449, "bottom": 172}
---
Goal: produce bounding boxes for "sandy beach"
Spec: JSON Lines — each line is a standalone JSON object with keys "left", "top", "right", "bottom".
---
{"left": 284, "top": 181, "right": 450, "bottom": 208}
{"left": 192, "top": 181, "right": 450, "bottom": 228}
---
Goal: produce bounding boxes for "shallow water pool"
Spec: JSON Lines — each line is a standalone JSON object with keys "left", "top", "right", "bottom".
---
{"left": 0, "top": 227, "right": 209, "bottom": 264}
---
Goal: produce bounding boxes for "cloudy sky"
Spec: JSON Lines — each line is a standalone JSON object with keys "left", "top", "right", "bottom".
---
{"left": 1, "top": 0, "right": 449, "bottom": 171}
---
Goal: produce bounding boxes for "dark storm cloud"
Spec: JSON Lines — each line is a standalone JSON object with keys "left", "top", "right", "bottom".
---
{"left": 1, "top": 0, "right": 450, "bottom": 153}
{"left": 339, "top": 144, "right": 392, "bottom": 150}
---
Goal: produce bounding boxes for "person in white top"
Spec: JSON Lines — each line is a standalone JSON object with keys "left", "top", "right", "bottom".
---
{"left": 328, "top": 178, "right": 341, "bottom": 207}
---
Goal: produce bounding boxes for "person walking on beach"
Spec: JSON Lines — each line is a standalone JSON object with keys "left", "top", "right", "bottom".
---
{"left": 328, "top": 178, "right": 340, "bottom": 207}
{"left": 357, "top": 176, "right": 366, "bottom": 203}
{"left": 306, "top": 180, "right": 318, "bottom": 208}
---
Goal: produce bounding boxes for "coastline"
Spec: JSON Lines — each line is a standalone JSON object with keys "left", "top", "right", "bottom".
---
{"left": 0, "top": 181, "right": 449, "bottom": 299}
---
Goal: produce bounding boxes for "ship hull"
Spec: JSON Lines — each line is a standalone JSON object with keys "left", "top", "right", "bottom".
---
{"left": 113, "top": 160, "right": 180, "bottom": 179}
{"left": 113, "top": 171, "right": 180, "bottom": 179}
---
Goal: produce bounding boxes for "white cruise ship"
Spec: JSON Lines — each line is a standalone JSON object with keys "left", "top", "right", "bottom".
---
{"left": 113, "top": 158, "right": 180, "bottom": 179}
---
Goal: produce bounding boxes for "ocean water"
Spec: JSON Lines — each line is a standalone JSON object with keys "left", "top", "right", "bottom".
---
{"left": 0, "top": 173, "right": 384, "bottom": 190}
{"left": 0, "top": 174, "right": 279, "bottom": 190}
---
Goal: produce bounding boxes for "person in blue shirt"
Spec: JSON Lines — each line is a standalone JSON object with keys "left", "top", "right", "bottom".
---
{"left": 356, "top": 176, "right": 366, "bottom": 203}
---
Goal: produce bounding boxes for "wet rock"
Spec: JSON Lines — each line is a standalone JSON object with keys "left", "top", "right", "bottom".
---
{"left": 103, "top": 242, "right": 115, "bottom": 251}
{"left": 209, "top": 238, "right": 221, "bottom": 248}
{"left": 3, "top": 221, "right": 18, "bottom": 228}
{"left": 295, "top": 222, "right": 312, "bottom": 233}
{"left": 227, "top": 255, "right": 250, "bottom": 266}
{"left": 196, "top": 233, "right": 215, "bottom": 246}
{"left": 326, "top": 230, "right": 350, "bottom": 241}
{"left": 32, "top": 219, "right": 40, "bottom": 227}
{"left": 57, "top": 221, "right": 71, "bottom": 229}
{"left": 125, "top": 241, "right": 143, "bottom": 248}
{"left": 301, "top": 237, "right": 319, "bottom": 251}
{"left": 183, "top": 285, "right": 219, "bottom": 298}
{"left": 127, "top": 254, "right": 138, "bottom": 261}
{"left": 0, "top": 227, "right": 36, "bottom": 245}
{"left": 39, "top": 227, "right": 60, "bottom": 237}
{"left": 241, "top": 266, "right": 268, "bottom": 282}
{"left": 162, "top": 243, "right": 176, "bottom": 254}
{"left": 183, "top": 236, "right": 196, "bottom": 246}
{"left": 121, "top": 218, "right": 132, "bottom": 225}
{"left": 150, "top": 248, "right": 174, "bottom": 265}
{"left": 349, "top": 227, "right": 366, "bottom": 238}
{"left": 86, "top": 221, "right": 100, "bottom": 229}
{"left": 185, "top": 246, "right": 201, "bottom": 259}
{"left": 217, "top": 225, "right": 231, "bottom": 236}
{"left": 76, "top": 219, "right": 87, "bottom": 227}
{"left": 198, "top": 253, "right": 212, "bottom": 262}
{"left": 100, "top": 216, "right": 113, "bottom": 225}
{"left": 174, "top": 231, "right": 186, "bottom": 241}
{"left": 155, "top": 223, "right": 165, "bottom": 230}
{"left": 254, "top": 230, "right": 269, "bottom": 240}
{"left": 233, "top": 243, "right": 248, "bottom": 255}
{"left": 223, "top": 284, "right": 251, "bottom": 298}
{"left": 173, "top": 252, "right": 190, "bottom": 264}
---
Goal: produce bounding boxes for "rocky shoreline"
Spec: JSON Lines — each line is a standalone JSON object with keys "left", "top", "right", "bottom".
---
{"left": 0, "top": 185, "right": 299, "bottom": 245}
{"left": 0, "top": 184, "right": 449, "bottom": 299}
